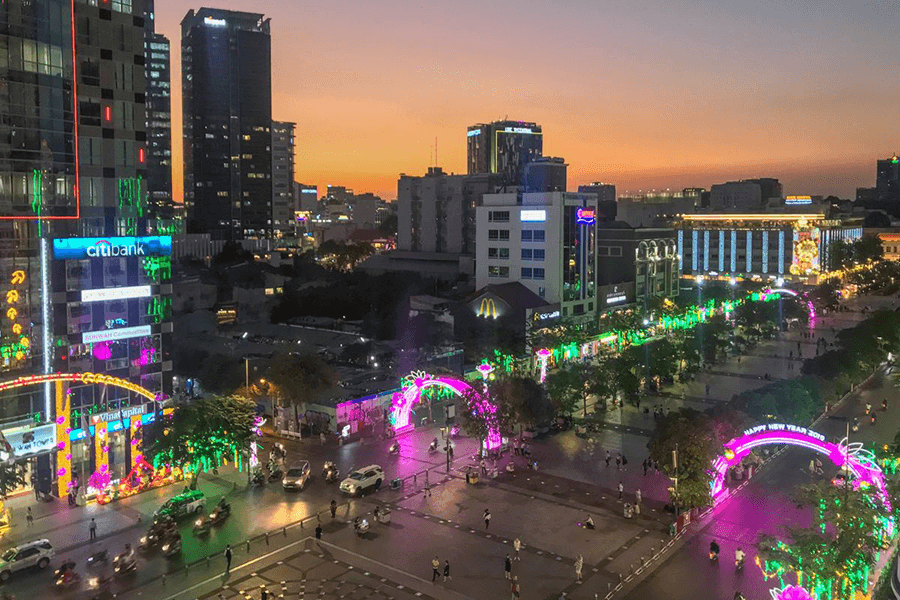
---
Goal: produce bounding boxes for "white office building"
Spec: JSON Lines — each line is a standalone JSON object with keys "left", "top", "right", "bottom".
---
{"left": 475, "top": 192, "right": 600, "bottom": 319}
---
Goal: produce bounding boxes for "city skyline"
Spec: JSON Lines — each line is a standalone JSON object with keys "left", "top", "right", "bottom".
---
{"left": 153, "top": 0, "right": 900, "bottom": 201}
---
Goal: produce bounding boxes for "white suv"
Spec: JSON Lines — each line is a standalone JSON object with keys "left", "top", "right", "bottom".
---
{"left": 0, "top": 539, "right": 54, "bottom": 581}
{"left": 340, "top": 465, "right": 385, "bottom": 496}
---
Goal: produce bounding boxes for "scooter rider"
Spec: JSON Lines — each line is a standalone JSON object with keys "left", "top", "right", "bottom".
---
{"left": 709, "top": 540, "right": 720, "bottom": 558}
{"left": 584, "top": 515, "right": 595, "bottom": 530}
{"left": 735, "top": 547, "right": 745, "bottom": 564}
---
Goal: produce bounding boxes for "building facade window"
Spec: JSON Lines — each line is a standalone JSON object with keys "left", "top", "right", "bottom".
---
{"left": 488, "top": 266, "right": 509, "bottom": 278}
{"left": 488, "top": 210, "right": 510, "bottom": 222}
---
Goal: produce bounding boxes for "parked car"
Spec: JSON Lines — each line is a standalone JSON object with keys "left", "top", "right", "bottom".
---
{"left": 0, "top": 539, "right": 54, "bottom": 581}
{"left": 282, "top": 461, "right": 312, "bottom": 491}
{"left": 340, "top": 465, "right": 384, "bottom": 496}
{"left": 155, "top": 489, "right": 206, "bottom": 520}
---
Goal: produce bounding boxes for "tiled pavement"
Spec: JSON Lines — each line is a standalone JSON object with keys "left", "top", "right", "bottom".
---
{"left": 200, "top": 546, "right": 439, "bottom": 600}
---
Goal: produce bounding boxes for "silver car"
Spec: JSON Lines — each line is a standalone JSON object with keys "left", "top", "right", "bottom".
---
{"left": 282, "top": 461, "right": 311, "bottom": 491}
{"left": 0, "top": 539, "right": 54, "bottom": 581}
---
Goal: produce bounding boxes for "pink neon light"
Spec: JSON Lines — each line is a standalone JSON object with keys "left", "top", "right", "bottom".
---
{"left": 772, "top": 585, "right": 814, "bottom": 600}
{"left": 536, "top": 348, "right": 551, "bottom": 383}
{"left": 92, "top": 341, "right": 112, "bottom": 360}
{"left": 391, "top": 374, "right": 502, "bottom": 449}
{"left": 713, "top": 429, "right": 891, "bottom": 515}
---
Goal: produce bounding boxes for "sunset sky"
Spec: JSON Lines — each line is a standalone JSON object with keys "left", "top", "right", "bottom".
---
{"left": 156, "top": 0, "right": 900, "bottom": 202}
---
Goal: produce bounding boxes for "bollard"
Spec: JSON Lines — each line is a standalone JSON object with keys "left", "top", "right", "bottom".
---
{"left": 266, "top": 532, "right": 270, "bottom": 545}
{"left": 185, "top": 564, "right": 189, "bottom": 575}
{"left": 207, "top": 556, "right": 211, "bottom": 568}
{"left": 247, "top": 540, "right": 251, "bottom": 552}
{"left": 283, "top": 526, "right": 287, "bottom": 537}
{"left": 162, "top": 573, "right": 166, "bottom": 586}
{"left": 618, "top": 573, "right": 623, "bottom": 582}
{"left": 413, "top": 473, "right": 417, "bottom": 485}
{"left": 301, "top": 520, "right": 304, "bottom": 529}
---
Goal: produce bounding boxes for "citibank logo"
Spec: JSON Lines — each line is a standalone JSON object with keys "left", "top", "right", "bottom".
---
{"left": 86, "top": 240, "right": 146, "bottom": 257}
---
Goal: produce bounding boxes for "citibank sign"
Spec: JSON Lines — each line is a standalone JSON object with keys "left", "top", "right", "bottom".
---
{"left": 53, "top": 236, "right": 172, "bottom": 261}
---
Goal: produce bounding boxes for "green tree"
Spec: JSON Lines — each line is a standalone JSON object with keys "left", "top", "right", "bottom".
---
{"left": 145, "top": 395, "right": 257, "bottom": 486}
{"left": 757, "top": 480, "right": 896, "bottom": 599}
{"left": 490, "top": 376, "right": 551, "bottom": 430}
{"left": 648, "top": 409, "right": 722, "bottom": 508}
{"left": 853, "top": 234, "right": 885, "bottom": 263}
{"left": 264, "top": 353, "right": 336, "bottom": 431}
{"left": 0, "top": 462, "right": 26, "bottom": 499}
{"left": 545, "top": 363, "right": 610, "bottom": 417}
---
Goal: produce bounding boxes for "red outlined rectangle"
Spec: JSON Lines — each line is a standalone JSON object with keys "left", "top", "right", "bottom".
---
{"left": 0, "top": 0, "right": 81, "bottom": 221}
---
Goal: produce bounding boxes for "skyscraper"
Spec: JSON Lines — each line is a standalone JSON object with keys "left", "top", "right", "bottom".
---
{"left": 144, "top": 0, "right": 174, "bottom": 218}
{"left": 877, "top": 155, "right": 900, "bottom": 203}
{"left": 467, "top": 121, "right": 543, "bottom": 188}
{"left": 271, "top": 121, "right": 295, "bottom": 237}
{"left": 0, "top": 0, "right": 173, "bottom": 496}
{"left": 182, "top": 8, "right": 272, "bottom": 239}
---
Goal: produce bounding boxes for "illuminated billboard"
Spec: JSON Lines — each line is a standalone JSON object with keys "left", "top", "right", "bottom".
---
{"left": 53, "top": 236, "right": 172, "bottom": 260}
{"left": 81, "top": 285, "right": 152, "bottom": 303}
{"left": 790, "top": 226, "right": 820, "bottom": 275}
{"left": 82, "top": 325, "right": 152, "bottom": 345}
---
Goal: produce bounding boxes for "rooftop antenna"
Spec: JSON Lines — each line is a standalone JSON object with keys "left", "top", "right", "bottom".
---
{"left": 435, "top": 137, "right": 438, "bottom": 167}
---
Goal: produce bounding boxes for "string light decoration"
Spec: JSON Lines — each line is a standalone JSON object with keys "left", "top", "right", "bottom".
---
{"left": 54, "top": 382, "right": 72, "bottom": 498}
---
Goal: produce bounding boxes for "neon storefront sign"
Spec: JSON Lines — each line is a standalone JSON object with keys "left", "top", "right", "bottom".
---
{"left": 390, "top": 371, "right": 501, "bottom": 449}
{"left": 82, "top": 325, "right": 151, "bottom": 344}
{"left": 52, "top": 236, "right": 172, "bottom": 260}
{"left": 576, "top": 208, "right": 596, "bottom": 225}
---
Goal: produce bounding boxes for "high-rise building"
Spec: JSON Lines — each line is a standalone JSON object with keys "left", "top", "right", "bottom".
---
{"left": 295, "top": 184, "right": 318, "bottom": 212}
{"left": 467, "top": 121, "right": 543, "bottom": 187}
{"left": 709, "top": 178, "right": 783, "bottom": 211}
{"left": 182, "top": 8, "right": 272, "bottom": 240}
{"left": 577, "top": 183, "right": 616, "bottom": 222}
{"left": 398, "top": 168, "right": 500, "bottom": 255}
{"left": 144, "top": 0, "right": 174, "bottom": 218}
{"left": 876, "top": 155, "right": 900, "bottom": 202}
{"left": 0, "top": 0, "right": 173, "bottom": 496}
{"left": 271, "top": 121, "right": 295, "bottom": 237}
{"left": 475, "top": 192, "right": 599, "bottom": 318}
{"left": 524, "top": 157, "right": 567, "bottom": 193}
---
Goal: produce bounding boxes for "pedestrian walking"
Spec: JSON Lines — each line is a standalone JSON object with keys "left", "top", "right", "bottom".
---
{"left": 705, "top": 384, "right": 710, "bottom": 397}
{"left": 513, "top": 537, "right": 522, "bottom": 560}
{"left": 330, "top": 499, "right": 337, "bottom": 519}
{"left": 261, "top": 588, "right": 268, "bottom": 600}
{"left": 484, "top": 509, "right": 492, "bottom": 529}
{"left": 654, "top": 459, "right": 660, "bottom": 475}
{"left": 615, "top": 454, "right": 621, "bottom": 469}
{"left": 510, "top": 575, "right": 520, "bottom": 599}
{"left": 605, "top": 451, "right": 611, "bottom": 468}
{"left": 575, "top": 554, "right": 583, "bottom": 582}
{"left": 443, "top": 560, "right": 451, "bottom": 582}
{"left": 635, "top": 488, "right": 642, "bottom": 505}
{"left": 224, "top": 544, "right": 233, "bottom": 573}
{"left": 622, "top": 454, "right": 628, "bottom": 468}
{"left": 315, "top": 524, "right": 322, "bottom": 540}
{"left": 448, "top": 444, "right": 454, "bottom": 460}
{"left": 26, "top": 507, "right": 33, "bottom": 528}
{"left": 424, "top": 481, "right": 432, "bottom": 498}
{"left": 618, "top": 481, "right": 624, "bottom": 500}
{"left": 481, "top": 458, "right": 487, "bottom": 476}
{"left": 504, "top": 554, "right": 512, "bottom": 579}
{"left": 432, "top": 556, "right": 441, "bottom": 582}
{"left": 513, "top": 438, "right": 520, "bottom": 456}
{"left": 89, "top": 517, "right": 97, "bottom": 540}
{"left": 642, "top": 459, "right": 648, "bottom": 476}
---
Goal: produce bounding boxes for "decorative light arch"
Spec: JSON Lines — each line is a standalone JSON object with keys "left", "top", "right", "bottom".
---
{"left": 0, "top": 372, "right": 163, "bottom": 498}
{"left": 390, "top": 370, "right": 501, "bottom": 449}
{"left": 713, "top": 424, "right": 891, "bottom": 518}
{"left": 0, "top": 372, "right": 161, "bottom": 402}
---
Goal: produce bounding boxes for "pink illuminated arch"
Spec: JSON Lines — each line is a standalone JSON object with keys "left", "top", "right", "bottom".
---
{"left": 713, "top": 424, "right": 891, "bottom": 515}
{"left": 390, "top": 371, "right": 502, "bottom": 449}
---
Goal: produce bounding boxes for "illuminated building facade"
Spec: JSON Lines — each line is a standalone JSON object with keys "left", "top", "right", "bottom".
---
{"left": 475, "top": 192, "right": 599, "bottom": 318}
{"left": 0, "top": 0, "right": 167, "bottom": 494}
{"left": 467, "top": 120, "right": 543, "bottom": 188}
{"left": 144, "top": 0, "right": 173, "bottom": 219}
{"left": 675, "top": 214, "right": 863, "bottom": 281}
{"left": 616, "top": 189, "right": 702, "bottom": 228}
{"left": 877, "top": 155, "right": 900, "bottom": 203}
{"left": 182, "top": 9, "right": 272, "bottom": 240}
{"left": 271, "top": 121, "right": 295, "bottom": 236}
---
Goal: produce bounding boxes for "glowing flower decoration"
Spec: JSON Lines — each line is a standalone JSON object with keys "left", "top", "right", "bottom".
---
{"left": 770, "top": 585, "right": 814, "bottom": 600}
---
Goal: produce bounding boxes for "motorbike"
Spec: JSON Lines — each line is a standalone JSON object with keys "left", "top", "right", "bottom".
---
{"left": 268, "top": 462, "right": 284, "bottom": 482}
{"left": 735, "top": 556, "right": 745, "bottom": 572}
{"left": 113, "top": 552, "right": 137, "bottom": 576}
{"left": 709, "top": 551, "right": 720, "bottom": 564}
{"left": 54, "top": 559, "right": 77, "bottom": 578}
{"left": 195, "top": 503, "right": 231, "bottom": 534}
{"left": 55, "top": 569, "right": 81, "bottom": 589}
{"left": 354, "top": 518, "right": 370, "bottom": 536}
{"left": 323, "top": 462, "right": 339, "bottom": 483}
{"left": 161, "top": 535, "right": 182, "bottom": 558}
{"left": 252, "top": 469, "right": 266, "bottom": 486}
{"left": 428, "top": 440, "right": 439, "bottom": 454}
{"left": 86, "top": 574, "right": 114, "bottom": 600}
{"left": 388, "top": 442, "right": 400, "bottom": 455}
{"left": 86, "top": 549, "right": 108, "bottom": 568}
{"left": 526, "top": 460, "right": 539, "bottom": 471}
